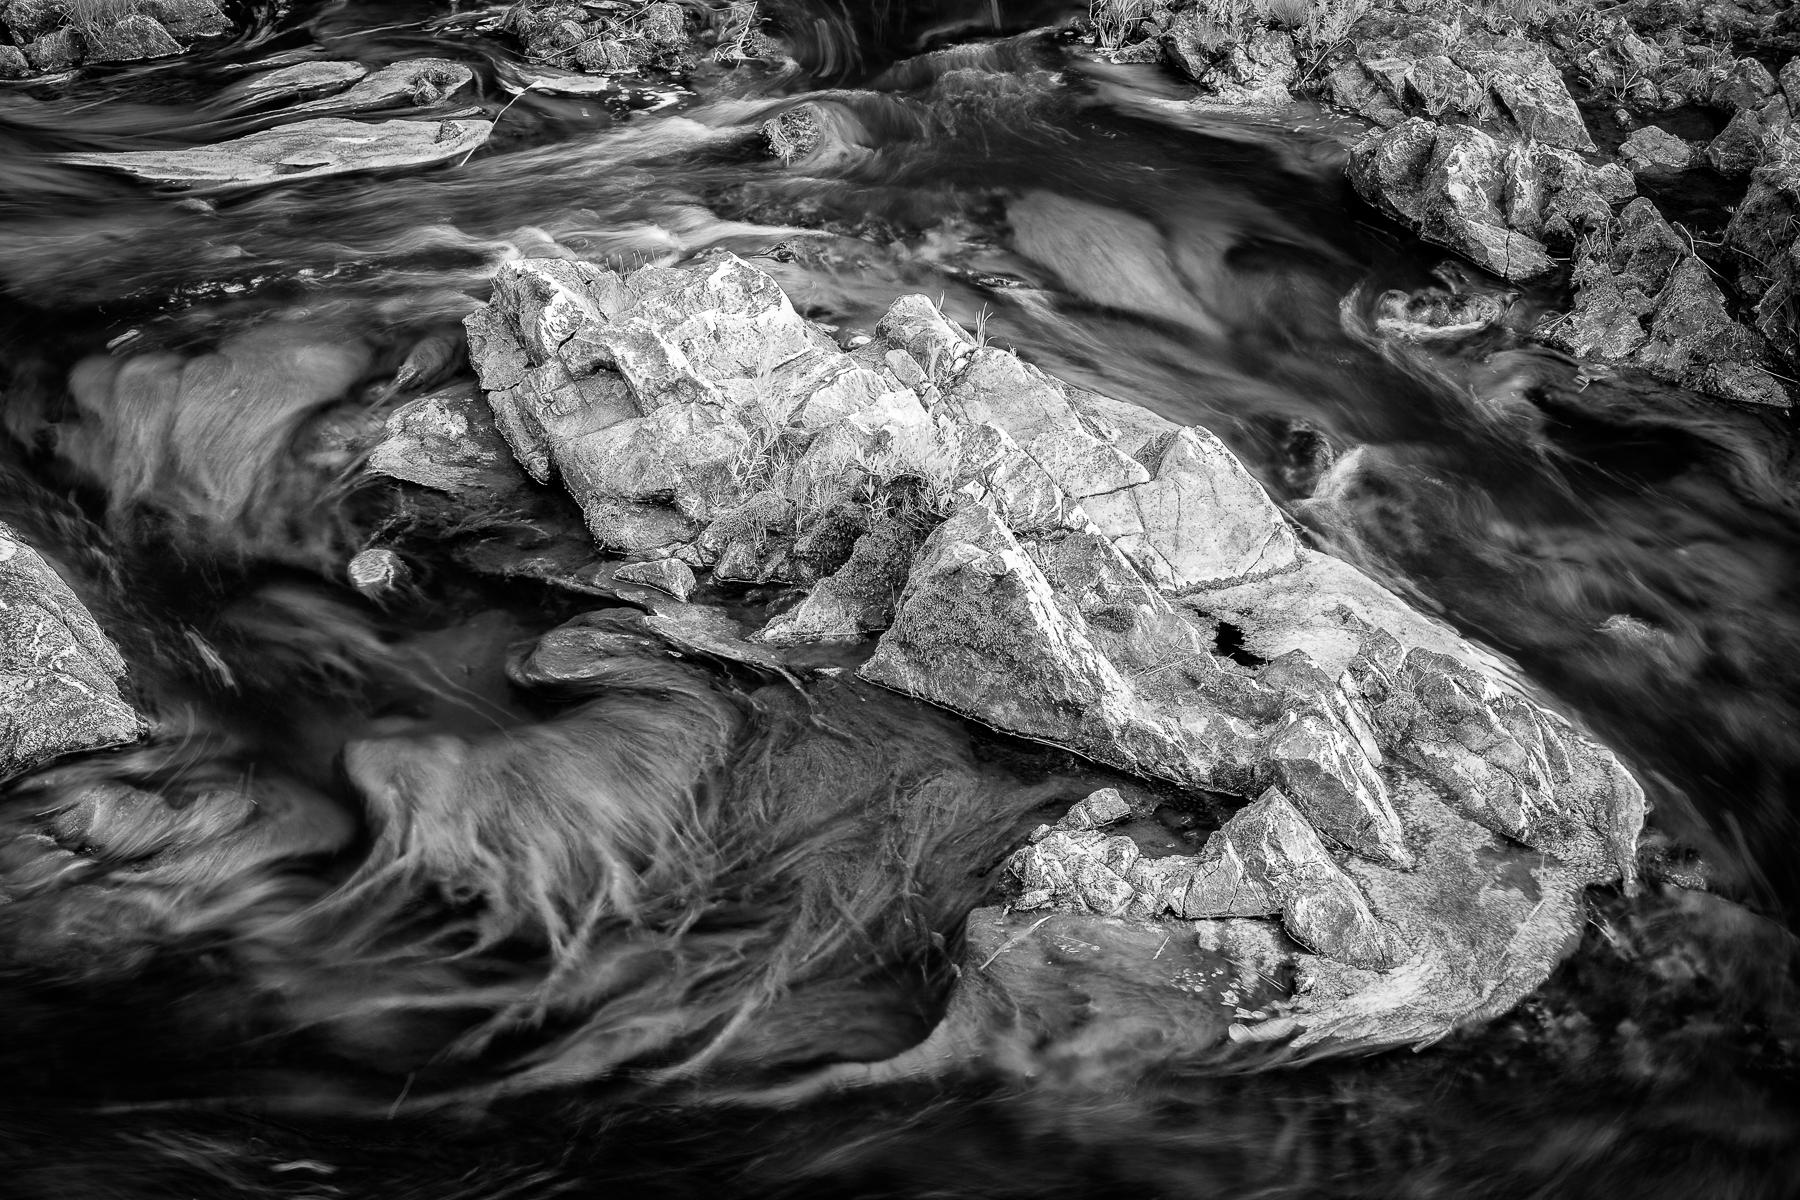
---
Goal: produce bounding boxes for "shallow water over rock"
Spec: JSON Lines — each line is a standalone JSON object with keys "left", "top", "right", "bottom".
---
{"left": 1, "top": 1, "right": 1798, "bottom": 1196}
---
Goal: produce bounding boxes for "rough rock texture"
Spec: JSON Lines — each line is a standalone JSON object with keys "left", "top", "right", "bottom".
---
{"left": 1, "top": 0, "right": 229, "bottom": 74}
{"left": 1347, "top": 118, "right": 1633, "bottom": 282}
{"left": 80, "top": 13, "right": 179, "bottom": 62}
{"left": 57, "top": 118, "right": 492, "bottom": 186}
{"left": 1324, "top": 14, "right": 1594, "bottom": 152}
{"left": 23, "top": 25, "right": 76, "bottom": 70}
{"left": 290, "top": 59, "right": 472, "bottom": 114}
{"left": 1165, "top": 20, "right": 1297, "bottom": 107}
{"left": 1551, "top": 10, "right": 1781, "bottom": 115}
{"left": 348, "top": 547, "right": 408, "bottom": 598}
{"left": 1, "top": 522, "right": 143, "bottom": 783}
{"left": 1543, "top": 197, "right": 1792, "bottom": 407}
{"left": 459, "top": 251, "right": 1648, "bottom": 1052}
{"left": 141, "top": 0, "right": 229, "bottom": 39}
{"left": 1619, "top": 124, "right": 1695, "bottom": 174}
{"left": 226, "top": 61, "right": 370, "bottom": 106}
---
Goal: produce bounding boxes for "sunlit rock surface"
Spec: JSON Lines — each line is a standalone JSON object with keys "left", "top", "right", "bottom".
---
{"left": 457, "top": 250, "right": 1647, "bottom": 1054}
{"left": 0, "top": 522, "right": 143, "bottom": 783}
{"left": 57, "top": 117, "right": 491, "bottom": 186}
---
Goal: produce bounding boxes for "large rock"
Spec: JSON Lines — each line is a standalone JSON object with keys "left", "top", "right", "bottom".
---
{"left": 56, "top": 118, "right": 492, "bottom": 186}
{"left": 1164, "top": 20, "right": 1298, "bottom": 107}
{"left": 1544, "top": 197, "right": 1792, "bottom": 407}
{"left": 1347, "top": 119, "right": 1631, "bottom": 282}
{"left": 0, "top": 522, "right": 144, "bottom": 783}
{"left": 1324, "top": 15, "right": 1593, "bottom": 152}
{"left": 79, "top": 13, "right": 180, "bottom": 63}
{"left": 459, "top": 251, "right": 1647, "bottom": 1053}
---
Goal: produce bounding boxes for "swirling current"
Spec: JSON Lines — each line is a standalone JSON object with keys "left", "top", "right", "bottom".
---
{"left": 1, "top": 2, "right": 1797, "bottom": 1197}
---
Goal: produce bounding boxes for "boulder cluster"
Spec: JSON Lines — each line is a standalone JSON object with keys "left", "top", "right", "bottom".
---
{"left": 0, "top": 0, "right": 229, "bottom": 76}
{"left": 1083, "top": 0, "right": 1799, "bottom": 408}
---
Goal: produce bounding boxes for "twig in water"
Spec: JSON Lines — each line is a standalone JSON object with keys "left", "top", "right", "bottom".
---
{"left": 461, "top": 81, "right": 543, "bottom": 166}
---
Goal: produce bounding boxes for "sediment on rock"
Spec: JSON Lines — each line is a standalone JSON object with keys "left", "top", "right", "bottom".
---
{"left": 430, "top": 248, "right": 1647, "bottom": 1056}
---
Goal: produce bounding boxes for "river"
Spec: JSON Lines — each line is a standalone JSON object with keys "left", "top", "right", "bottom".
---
{"left": 1, "top": 1, "right": 1796, "bottom": 1195}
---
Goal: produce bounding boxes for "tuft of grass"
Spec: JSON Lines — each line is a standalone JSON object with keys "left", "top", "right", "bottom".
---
{"left": 1089, "top": 0, "right": 1161, "bottom": 52}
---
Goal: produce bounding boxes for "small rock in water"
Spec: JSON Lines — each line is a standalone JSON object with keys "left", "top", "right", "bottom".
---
{"left": 0, "top": 43, "right": 28, "bottom": 78}
{"left": 613, "top": 557, "right": 697, "bottom": 601}
{"left": 348, "top": 548, "right": 409, "bottom": 598}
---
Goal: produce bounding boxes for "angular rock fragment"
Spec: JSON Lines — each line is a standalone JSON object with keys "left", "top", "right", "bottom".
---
{"left": 1619, "top": 124, "right": 1695, "bottom": 174}
{"left": 459, "top": 251, "right": 1650, "bottom": 1052}
{"left": 226, "top": 61, "right": 369, "bottom": 106}
{"left": 1348, "top": 120, "right": 1567, "bottom": 283}
{"left": 368, "top": 383, "right": 538, "bottom": 503}
{"left": 56, "top": 118, "right": 492, "bottom": 186}
{"left": 1, "top": 522, "right": 144, "bottom": 783}
{"left": 291, "top": 59, "right": 473, "bottom": 113}
{"left": 613, "top": 557, "right": 696, "bottom": 601}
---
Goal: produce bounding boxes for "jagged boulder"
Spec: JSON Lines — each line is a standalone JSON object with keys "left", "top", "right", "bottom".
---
{"left": 56, "top": 117, "right": 492, "bottom": 186}
{"left": 79, "top": 13, "right": 179, "bottom": 63}
{"left": 1347, "top": 119, "right": 1633, "bottom": 282}
{"left": 1, "top": 522, "right": 144, "bottom": 783}
{"left": 458, "top": 251, "right": 1648, "bottom": 1054}
{"left": 1165, "top": 19, "right": 1297, "bottom": 107}
{"left": 1324, "top": 14, "right": 1593, "bottom": 152}
{"left": 1543, "top": 197, "right": 1792, "bottom": 407}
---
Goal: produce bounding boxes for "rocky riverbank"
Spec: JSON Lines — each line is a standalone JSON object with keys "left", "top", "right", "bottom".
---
{"left": 1078, "top": 0, "right": 1798, "bottom": 408}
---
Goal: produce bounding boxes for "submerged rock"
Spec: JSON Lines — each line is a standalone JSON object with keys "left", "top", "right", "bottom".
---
{"left": 56, "top": 118, "right": 492, "bottom": 186}
{"left": 0, "top": 522, "right": 144, "bottom": 783}
{"left": 459, "top": 251, "right": 1647, "bottom": 1054}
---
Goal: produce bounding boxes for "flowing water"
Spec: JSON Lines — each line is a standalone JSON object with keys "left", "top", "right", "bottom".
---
{"left": 2, "top": 2, "right": 1798, "bottom": 1196}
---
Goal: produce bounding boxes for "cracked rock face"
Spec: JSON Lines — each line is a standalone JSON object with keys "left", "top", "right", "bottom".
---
{"left": 1, "top": 522, "right": 144, "bottom": 783}
{"left": 1348, "top": 118, "right": 1634, "bottom": 283}
{"left": 459, "top": 250, "right": 1646, "bottom": 1054}
{"left": 1324, "top": 14, "right": 1594, "bottom": 153}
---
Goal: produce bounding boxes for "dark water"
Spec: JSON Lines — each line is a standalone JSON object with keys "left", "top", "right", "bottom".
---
{"left": 2, "top": 2, "right": 1798, "bottom": 1196}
